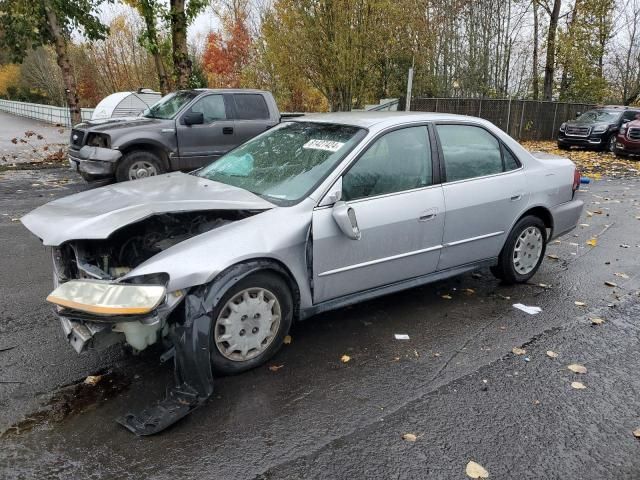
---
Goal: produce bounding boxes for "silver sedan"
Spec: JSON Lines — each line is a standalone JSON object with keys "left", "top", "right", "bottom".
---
{"left": 22, "top": 112, "right": 584, "bottom": 434}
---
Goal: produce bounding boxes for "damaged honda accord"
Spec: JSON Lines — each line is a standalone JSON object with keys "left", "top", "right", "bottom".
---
{"left": 22, "top": 112, "right": 584, "bottom": 435}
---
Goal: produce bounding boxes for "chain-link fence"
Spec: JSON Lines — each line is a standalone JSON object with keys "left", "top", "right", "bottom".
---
{"left": 408, "top": 97, "right": 595, "bottom": 141}
{"left": 0, "top": 99, "right": 94, "bottom": 127}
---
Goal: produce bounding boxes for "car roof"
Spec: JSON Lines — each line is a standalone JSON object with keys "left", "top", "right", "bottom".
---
{"left": 290, "top": 111, "right": 478, "bottom": 129}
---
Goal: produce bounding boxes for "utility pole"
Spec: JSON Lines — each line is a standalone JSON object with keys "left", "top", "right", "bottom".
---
{"left": 405, "top": 56, "right": 415, "bottom": 112}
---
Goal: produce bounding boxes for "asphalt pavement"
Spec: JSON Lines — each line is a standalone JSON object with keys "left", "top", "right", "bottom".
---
{"left": 0, "top": 167, "right": 639, "bottom": 479}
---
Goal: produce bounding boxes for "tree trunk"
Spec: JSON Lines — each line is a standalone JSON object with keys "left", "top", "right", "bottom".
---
{"left": 542, "top": 0, "right": 562, "bottom": 101}
{"left": 43, "top": 0, "right": 82, "bottom": 125}
{"left": 169, "top": 0, "right": 191, "bottom": 89}
{"left": 558, "top": 0, "right": 578, "bottom": 100}
{"left": 532, "top": 0, "right": 539, "bottom": 100}
{"left": 140, "top": 0, "right": 171, "bottom": 94}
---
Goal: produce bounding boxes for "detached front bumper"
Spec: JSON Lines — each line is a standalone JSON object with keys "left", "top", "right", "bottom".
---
{"left": 68, "top": 146, "right": 122, "bottom": 178}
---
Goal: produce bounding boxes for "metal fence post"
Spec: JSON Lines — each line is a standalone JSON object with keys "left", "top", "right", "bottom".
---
{"left": 551, "top": 102, "right": 559, "bottom": 139}
{"left": 506, "top": 97, "right": 512, "bottom": 135}
{"left": 478, "top": 98, "right": 482, "bottom": 117}
{"left": 518, "top": 101, "right": 526, "bottom": 140}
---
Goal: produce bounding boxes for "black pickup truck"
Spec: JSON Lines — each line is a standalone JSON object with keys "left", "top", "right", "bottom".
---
{"left": 69, "top": 89, "right": 282, "bottom": 182}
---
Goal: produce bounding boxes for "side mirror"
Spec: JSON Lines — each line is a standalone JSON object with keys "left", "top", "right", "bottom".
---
{"left": 332, "top": 201, "right": 361, "bottom": 240}
{"left": 183, "top": 111, "right": 204, "bottom": 126}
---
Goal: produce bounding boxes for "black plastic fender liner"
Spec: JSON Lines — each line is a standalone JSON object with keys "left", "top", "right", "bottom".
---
{"left": 116, "top": 260, "right": 294, "bottom": 436}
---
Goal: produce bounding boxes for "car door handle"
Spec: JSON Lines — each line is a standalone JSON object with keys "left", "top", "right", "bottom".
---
{"left": 419, "top": 208, "right": 438, "bottom": 221}
{"left": 510, "top": 194, "right": 523, "bottom": 201}
{"left": 223, "top": 127, "right": 234, "bottom": 135}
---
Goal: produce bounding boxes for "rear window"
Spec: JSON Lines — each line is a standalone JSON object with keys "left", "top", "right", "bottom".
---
{"left": 234, "top": 94, "right": 270, "bottom": 120}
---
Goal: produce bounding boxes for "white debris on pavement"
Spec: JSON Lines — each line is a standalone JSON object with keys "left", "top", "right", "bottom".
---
{"left": 512, "top": 303, "right": 542, "bottom": 315}
{"left": 394, "top": 334, "right": 410, "bottom": 340}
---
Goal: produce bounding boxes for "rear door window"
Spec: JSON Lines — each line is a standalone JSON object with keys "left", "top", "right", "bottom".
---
{"left": 436, "top": 125, "right": 504, "bottom": 182}
{"left": 233, "top": 94, "right": 270, "bottom": 120}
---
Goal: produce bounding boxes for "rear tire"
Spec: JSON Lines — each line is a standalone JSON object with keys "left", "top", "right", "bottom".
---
{"left": 209, "top": 271, "right": 293, "bottom": 375}
{"left": 492, "top": 215, "right": 547, "bottom": 285}
{"left": 115, "top": 150, "right": 165, "bottom": 183}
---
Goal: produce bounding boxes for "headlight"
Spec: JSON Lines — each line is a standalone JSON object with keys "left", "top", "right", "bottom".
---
{"left": 559, "top": 123, "right": 566, "bottom": 132}
{"left": 86, "top": 133, "right": 110, "bottom": 148}
{"left": 47, "top": 280, "right": 166, "bottom": 315}
{"left": 592, "top": 125, "right": 607, "bottom": 134}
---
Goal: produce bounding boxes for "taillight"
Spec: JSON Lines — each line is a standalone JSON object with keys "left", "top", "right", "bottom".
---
{"left": 572, "top": 168, "right": 580, "bottom": 193}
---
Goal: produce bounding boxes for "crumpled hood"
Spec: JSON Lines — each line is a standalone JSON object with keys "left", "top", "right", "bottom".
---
{"left": 22, "top": 172, "right": 274, "bottom": 246}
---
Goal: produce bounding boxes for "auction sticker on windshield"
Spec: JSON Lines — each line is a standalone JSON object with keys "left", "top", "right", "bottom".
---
{"left": 303, "top": 139, "right": 345, "bottom": 152}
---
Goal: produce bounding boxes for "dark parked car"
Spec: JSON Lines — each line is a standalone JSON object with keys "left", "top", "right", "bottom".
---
{"left": 557, "top": 106, "right": 640, "bottom": 152}
{"left": 68, "top": 89, "right": 281, "bottom": 182}
{"left": 613, "top": 114, "right": 640, "bottom": 157}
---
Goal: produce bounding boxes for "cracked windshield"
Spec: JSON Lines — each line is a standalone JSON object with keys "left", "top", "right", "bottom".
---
{"left": 197, "top": 122, "right": 366, "bottom": 203}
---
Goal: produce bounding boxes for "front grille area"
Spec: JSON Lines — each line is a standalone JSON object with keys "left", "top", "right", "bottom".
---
{"left": 565, "top": 125, "right": 591, "bottom": 137}
{"left": 628, "top": 127, "right": 640, "bottom": 141}
{"left": 70, "top": 129, "right": 85, "bottom": 148}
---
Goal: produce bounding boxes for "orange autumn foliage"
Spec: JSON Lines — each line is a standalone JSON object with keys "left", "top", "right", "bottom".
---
{"left": 202, "top": 15, "right": 251, "bottom": 88}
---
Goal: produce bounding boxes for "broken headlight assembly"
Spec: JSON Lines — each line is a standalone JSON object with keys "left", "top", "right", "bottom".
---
{"left": 85, "top": 132, "right": 110, "bottom": 149}
{"left": 47, "top": 279, "right": 166, "bottom": 316}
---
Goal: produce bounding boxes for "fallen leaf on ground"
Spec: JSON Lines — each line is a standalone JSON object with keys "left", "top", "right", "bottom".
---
{"left": 604, "top": 281, "right": 617, "bottom": 287}
{"left": 283, "top": 335, "right": 292, "bottom": 344}
{"left": 84, "top": 375, "right": 102, "bottom": 386}
{"left": 538, "top": 283, "right": 551, "bottom": 288}
{"left": 574, "top": 301, "right": 586, "bottom": 306}
{"left": 614, "top": 272, "right": 630, "bottom": 279}
{"left": 268, "top": 364, "right": 284, "bottom": 372}
{"left": 512, "top": 347, "right": 526, "bottom": 355}
{"left": 591, "top": 318, "right": 605, "bottom": 325}
{"left": 568, "top": 364, "right": 587, "bottom": 374}
{"left": 463, "top": 288, "right": 475, "bottom": 294}
{"left": 586, "top": 211, "right": 594, "bottom": 217}
{"left": 441, "top": 294, "right": 452, "bottom": 300}
{"left": 579, "top": 223, "right": 590, "bottom": 227}
{"left": 546, "top": 350, "right": 559, "bottom": 358}
{"left": 586, "top": 238, "right": 597, "bottom": 247}
{"left": 633, "top": 428, "right": 640, "bottom": 438}
{"left": 402, "top": 433, "right": 417, "bottom": 442}
{"left": 466, "top": 460, "right": 489, "bottom": 479}
{"left": 340, "top": 354, "right": 351, "bottom": 363}
{"left": 547, "top": 254, "right": 559, "bottom": 260}
{"left": 571, "top": 381, "right": 586, "bottom": 389}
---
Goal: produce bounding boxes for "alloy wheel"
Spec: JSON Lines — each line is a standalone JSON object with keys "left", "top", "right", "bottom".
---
{"left": 128, "top": 160, "right": 158, "bottom": 180}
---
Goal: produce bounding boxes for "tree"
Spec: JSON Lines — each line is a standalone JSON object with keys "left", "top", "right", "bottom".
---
{"left": 536, "top": 0, "right": 563, "bottom": 100}
{"left": 0, "top": 0, "right": 109, "bottom": 124}
{"left": 124, "top": 0, "right": 172, "bottom": 94}
{"left": 168, "top": 0, "right": 206, "bottom": 88}
{"left": 20, "top": 47, "right": 66, "bottom": 105}
{"left": 202, "top": 3, "right": 251, "bottom": 87}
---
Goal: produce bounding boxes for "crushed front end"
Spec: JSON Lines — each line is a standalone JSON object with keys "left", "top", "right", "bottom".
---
{"left": 43, "top": 210, "right": 255, "bottom": 435}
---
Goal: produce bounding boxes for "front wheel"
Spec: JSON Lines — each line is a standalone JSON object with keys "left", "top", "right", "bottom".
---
{"left": 116, "top": 150, "right": 165, "bottom": 182}
{"left": 607, "top": 135, "right": 617, "bottom": 153}
{"left": 491, "top": 216, "right": 547, "bottom": 285}
{"left": 209, "top": 271, "right": 293, "bottom": 375}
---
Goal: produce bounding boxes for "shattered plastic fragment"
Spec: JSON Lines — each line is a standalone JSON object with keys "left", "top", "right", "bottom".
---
{"left": 513, "top": 303, "right": 542, "bottom": 315}
{"left": 394, "top": 334, "right": 410, "bottom": 340}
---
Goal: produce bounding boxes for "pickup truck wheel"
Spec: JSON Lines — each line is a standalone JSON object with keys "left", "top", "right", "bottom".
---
{"left": 557, "top": 143, "right": 569, "bottom": 151}
{"left": 116, "top": 151, "right": 165, "bottom": 182}
{"left": 492, "top": 215, "right": 547, "bottom": 285}
{"left": 607, "top": 135, "right": 617, "bottom": 153}
{"left": 210, "top": 271, "right": 293, "bottom": 375}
